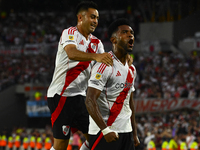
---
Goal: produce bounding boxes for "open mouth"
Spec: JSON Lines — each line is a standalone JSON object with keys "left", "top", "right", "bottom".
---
{"left": 128, "top": 39, "right": 134, "bottom": 47}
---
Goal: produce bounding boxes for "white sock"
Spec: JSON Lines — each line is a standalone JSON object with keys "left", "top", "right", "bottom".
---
{"left": 50, "top": 146, "right": 55, "bottom": 150}
{"left": 79, "top": 140, "right": 89, "bottom": 150}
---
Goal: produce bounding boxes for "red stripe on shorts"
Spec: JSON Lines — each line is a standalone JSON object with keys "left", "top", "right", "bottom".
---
{"left": 91, "top": 133, "right": 103, "bottom": 150}
{"left": 51, "top": 95, "right": 67, "bottom": 127}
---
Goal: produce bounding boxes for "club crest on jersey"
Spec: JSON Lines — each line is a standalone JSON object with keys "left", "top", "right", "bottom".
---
{"left": 91, "top": 43, "right": 97, "bottom": 51}
{"left": 95, "top": 73, "right": 102, "bottom": 80}
{"left": 69, "top": 35, "right": 74, "bottom": 40}
{"left": 62, "top": 125, "right": 70, "bottom": 136}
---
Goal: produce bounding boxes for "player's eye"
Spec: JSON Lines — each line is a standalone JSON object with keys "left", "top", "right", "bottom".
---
{"left": 131, "top": 31, "right": 134, "bottom": 35}
{"left": 122, "top": 30, "right": 127, "bottom": 34}
{"left": 91, "top": 15, "right": 98, "bottom": 20}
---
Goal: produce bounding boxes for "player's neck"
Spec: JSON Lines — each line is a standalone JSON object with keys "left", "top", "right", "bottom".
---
{"left": 113, "top": 50, "right": 127, "bottom": 65}
{"left": 77, "top": 24, "right": 90, "bottom": 40}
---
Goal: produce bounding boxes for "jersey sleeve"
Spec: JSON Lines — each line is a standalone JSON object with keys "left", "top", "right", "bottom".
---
{"left": 97, "top": 40, "right": 105, "bottom": 54}
{"left": 60, "top": 28, "right": 77, "bottom": 49}
{"left": 130, "top": 65, "right": 137, "bottom": 92}
{"left": 88, "top": 62, "right": 112, "bottom": 91}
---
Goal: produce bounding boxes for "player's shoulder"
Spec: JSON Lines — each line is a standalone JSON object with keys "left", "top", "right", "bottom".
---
{"left": 90, "top": 34, "right": 102, "bottom": 43}
{"left": 63, "top": 26, "right": 78, "bottom": 35}
{"left": 129, "top": 64, "right": 137, "bottom": 73}
{"left": 93, "top": 62, "right": 112, "bottom": 74}
{"left": 108, "top": 51, "right": 115, "bottom": 59}
{"left": 90, "top": 34, "right": 99, "bottom": 40}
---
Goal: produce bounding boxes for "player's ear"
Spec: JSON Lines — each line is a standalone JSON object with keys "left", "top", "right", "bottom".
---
{"left": 77, "top": 13, "right": 83, "bottom": 22}
{"left": 77, "top": 14, "right": 81, "bottom": 21}
{"left": 110, "top": 37, "right": 117, "bottom": 44}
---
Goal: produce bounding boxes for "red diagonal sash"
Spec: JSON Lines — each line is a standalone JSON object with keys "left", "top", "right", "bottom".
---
{"left": 51, "top": 39, "right": 98, "bottom": 127}
{"left": 91, "top": 68, "right": 134, "bottom": 150}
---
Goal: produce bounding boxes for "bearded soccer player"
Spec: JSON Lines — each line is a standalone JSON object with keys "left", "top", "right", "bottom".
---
{"left": 47, "top": 1, "right": 113, "bottom": 150}
{"left": 85, "top": 18, "right": 140, "bottom": 150}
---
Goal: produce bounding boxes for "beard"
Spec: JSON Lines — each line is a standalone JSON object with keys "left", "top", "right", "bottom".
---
{"left": 119, "top": 41, "right": 133, "bottom": 53}
{"left": 126, "top": 48, "right": 133, "bottom": 53}
{"left": 124, "top": 46, "right": 133, "bottom": 53}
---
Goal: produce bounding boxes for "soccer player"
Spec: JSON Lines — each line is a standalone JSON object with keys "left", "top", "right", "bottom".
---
{"left": 47, "top": 1, "right": 113, "bottom": 150}
{"left": 85, "top": 18, "right": 140, "bottom": 150}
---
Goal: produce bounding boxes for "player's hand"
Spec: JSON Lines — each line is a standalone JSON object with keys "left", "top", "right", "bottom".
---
{"left": 127, "top": 54, "right": 133, "bottom": 67}
{"left": 134, "top": 136, "right": 140, "bottom": 147}
{"left": 95, "top": 53, "right": 113, "bottom": 66}
{"left": 104, "top": 131, "right": 119, "bottom": 143}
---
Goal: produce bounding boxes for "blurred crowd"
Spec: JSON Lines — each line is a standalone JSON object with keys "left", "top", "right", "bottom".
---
{"left": 0, "top": 124, "right": 87, "bottom": 150}
{"left": 0, "top": 125, "right": 54, "bottom": 150}
{"left": 135, "top": 109, "right": 200, "bottom": 150}
{"left": 0, "top": 9, "right": 140, "bottom": 47}
{"left": 0, "top": 6, "right": 200, "bottom": 98}
{"left": 1, "top": 0, "right": 199, "bottom": 47}
{"left": 0, "top": 54, "right": 55, "bottom": 91}
{"left": 0, "top": 8, "right": 141, "bottom": 93}
{"left": 1, "top": 51, "right": 200, "bottom": 99}
{"left": 0, "top": 109, "right": 199, "bottom": 150}
{"left": 133, "top": 52, "right": 200, "bottom": 99}
{"left": 0, "top": 1, "right": 200, "bottom": 150}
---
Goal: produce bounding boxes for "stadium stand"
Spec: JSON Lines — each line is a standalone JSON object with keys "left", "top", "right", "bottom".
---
{"left": 0, "top": 0, "right": 200, "bottom": 150}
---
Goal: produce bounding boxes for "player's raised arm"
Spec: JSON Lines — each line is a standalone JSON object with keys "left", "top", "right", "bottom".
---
{"left": 64, "top": 44, "right": 113, "bottom": 66}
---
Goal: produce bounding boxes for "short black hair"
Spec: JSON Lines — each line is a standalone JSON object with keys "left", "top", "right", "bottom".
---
{"left": 75, "top": 1, "right": 98, "bottom": 16}
{"left": 107, "top": 18, "right": 131, "bottom": 39}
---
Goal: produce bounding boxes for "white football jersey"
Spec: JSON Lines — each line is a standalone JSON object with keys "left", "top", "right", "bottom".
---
{"left": 88, "top": 51, "right": 137, "bottom": 134}
{"left": 47, "top": 26, "right": 104, "bottom": 97}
